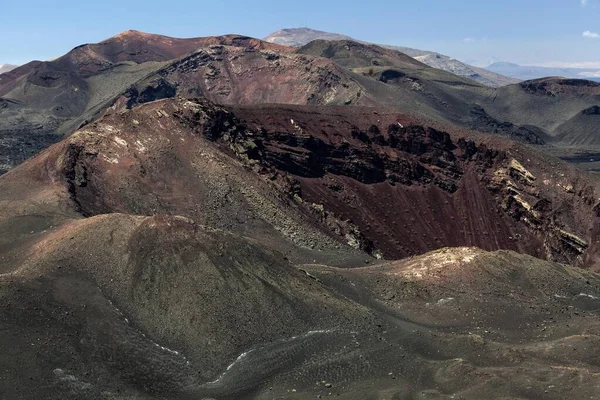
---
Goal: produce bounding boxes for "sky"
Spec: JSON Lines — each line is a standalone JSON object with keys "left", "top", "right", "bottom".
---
{"left": 1, "top": 0, "right": 600, "bottom": 67}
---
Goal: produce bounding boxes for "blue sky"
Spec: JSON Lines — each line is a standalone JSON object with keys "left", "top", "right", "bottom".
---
{"left": 2, "top": 0, "right": 600, "bottom": 67}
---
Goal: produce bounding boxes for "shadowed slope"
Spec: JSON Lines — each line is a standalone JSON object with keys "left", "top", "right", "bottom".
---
{"left": 1, "top": 212, "right": 370, "bottom": 399}
{"left": 554, "top": 105, "right": 600, "bottom": 147}
{"left": 295, "top": 247, "right": 600, "bottom": 399}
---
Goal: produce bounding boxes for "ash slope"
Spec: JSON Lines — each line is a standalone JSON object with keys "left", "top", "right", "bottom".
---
{"left": 3, "top": 97, "right": 600, "bottom": 399}
{"left": 554, "top": 105, "right": 600, "bottom": 147}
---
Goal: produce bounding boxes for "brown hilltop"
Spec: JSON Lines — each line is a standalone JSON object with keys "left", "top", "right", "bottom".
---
{"left": 0, "top": 32, "right": 303, "bottom": 173}
{"left": 2, "top": 30, "right": 291, "bottom": 84}
{"left": 0, "top": 31, "right": 292, "bottom": 107}
{"left": 119, "top": 44, "right": 367, "bottom": 110}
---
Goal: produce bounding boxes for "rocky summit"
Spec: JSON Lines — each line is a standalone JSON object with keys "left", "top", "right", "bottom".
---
{"left": 3, "top": 27, "right": 600, "bottom": 400}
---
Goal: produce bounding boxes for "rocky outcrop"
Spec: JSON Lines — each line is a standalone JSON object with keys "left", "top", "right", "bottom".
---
{"left": 487, "top": 157, "right": 595, "bottom": 265}
{"left": 467, "top": 105, "right": 545, "bottom": 144}
{"left": 125, "top": 78, "right": 177, "bottom": 109}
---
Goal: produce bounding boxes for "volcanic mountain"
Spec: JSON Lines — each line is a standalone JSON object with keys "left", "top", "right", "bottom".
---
{"left": 265, "top": 27, "right": 520, "bottom": 87}
{"left": 3, "top": 95, "right": 600, "bottom": 398}
{"left": 0, "top": 31, "right": 293, "bottom": 172}
{"left": 0, "top": 64, "right": 17, "bottom": 74}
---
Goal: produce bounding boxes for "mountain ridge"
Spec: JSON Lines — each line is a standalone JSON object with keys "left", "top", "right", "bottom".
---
{"left": 264, "top": 27, "right": 520, "bottom": 87}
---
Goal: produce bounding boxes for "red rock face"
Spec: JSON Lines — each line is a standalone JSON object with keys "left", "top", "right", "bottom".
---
{"left": 231, "top": 104, "right": 600, "bottom": 267}
{"left": 121, "top": 45, "right": 366, "bottom": 109}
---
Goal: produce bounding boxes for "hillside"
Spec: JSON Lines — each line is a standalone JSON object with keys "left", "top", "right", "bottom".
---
{"left": 554, "top": 105, "right": 600, "bottom": 146}
{"left": 414, "top": 53, "right": 520, "bottom": 87}
{"left": 3, "top": 96, "right": 600, "bottom": 268}
{"left": 0, "top": 31, "right": 539, "bottom": 174}
{"left": 0, "top": 32, "right": 299, "bottom": 173}
{"left": 481, "top": 78, "right": 600, "bottom": 133}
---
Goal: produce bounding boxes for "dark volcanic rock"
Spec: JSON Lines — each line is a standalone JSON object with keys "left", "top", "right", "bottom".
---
{"left": 223, "top": 102, "right": 599, "bottom": 266}
{"left": 467, "top": 105, "right": 546, "bottom": 144}
{"left": 125, "top": 78, "right": 177, "bottom": 109}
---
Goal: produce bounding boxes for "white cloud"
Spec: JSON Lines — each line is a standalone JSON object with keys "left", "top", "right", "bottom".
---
{"left": 583, "top": 30, "right": 600, "bottom": 38}
{"left": 582, "top": 0, "right": 588, "bottom": 6}
{"left": 579, "top": 70, "right": 600, "bottom": 77}
{"left": 524, "top": 61, "right": 600, "bottom": 68}
{"left": 462, "top": 37, "right": 475, "bottom": 43}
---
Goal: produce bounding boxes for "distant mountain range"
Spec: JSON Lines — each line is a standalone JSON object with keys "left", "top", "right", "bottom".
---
{"left": 264, "top": 28, "right": 520, "bottom": 87}
{"left": 4, "top": 28, "right": 600, "bottom": 177}
{"left": 487, "top": 62, "right": 600, "bottom": 82}
{"left": 0, "top": 64, "right": 17, "bottom": 74}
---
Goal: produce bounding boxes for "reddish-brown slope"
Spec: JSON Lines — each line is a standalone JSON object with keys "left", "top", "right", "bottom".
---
{"left": 0, "top": 99, "right": 369, "bottom": 269}
{"left": 0, "top": 32, "right": 303, "bottom": 173}
{"left": 118, "top": 44, "right": 369, "bottom": 110}
{"left": 231, "top": 103, "right": 600, "bottom": 268}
